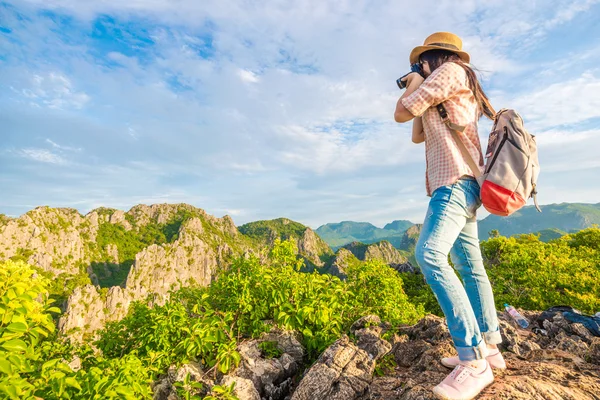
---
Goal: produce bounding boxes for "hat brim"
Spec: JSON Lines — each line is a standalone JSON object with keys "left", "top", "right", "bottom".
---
{"left": 410, "top": 45, "right": 470, "bottom": 65}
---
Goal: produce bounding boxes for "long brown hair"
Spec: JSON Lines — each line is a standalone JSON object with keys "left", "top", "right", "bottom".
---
{"left": 419, "top": 49, "right": 496, "bottom": 120}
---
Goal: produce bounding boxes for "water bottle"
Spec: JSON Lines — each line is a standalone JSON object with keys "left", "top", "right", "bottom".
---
{"left": 504, "top": 303, "right": 529, "bottom": 329}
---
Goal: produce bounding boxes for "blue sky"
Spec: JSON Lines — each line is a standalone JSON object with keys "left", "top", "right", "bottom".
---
{"left": 1, "top": 0, "right": 600, "bottom": 229}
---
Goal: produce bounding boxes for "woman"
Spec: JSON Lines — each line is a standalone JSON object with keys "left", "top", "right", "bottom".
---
{"left": 394, "top": 32, "right": 504, "bottom": 400}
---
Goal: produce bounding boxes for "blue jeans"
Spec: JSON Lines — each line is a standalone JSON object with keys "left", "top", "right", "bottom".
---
{"left": 415, "top": 177, "right": 502, "bottom": 361}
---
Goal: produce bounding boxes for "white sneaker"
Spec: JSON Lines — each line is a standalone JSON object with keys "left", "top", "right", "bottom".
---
{"left": 432, "top": 362, "right": 494, "bottom": 400}
{"left": 441, "top": 351, "right": 506, "bottom": 370}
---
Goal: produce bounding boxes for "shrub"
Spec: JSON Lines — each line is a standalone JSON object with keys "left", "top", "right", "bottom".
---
{"left": 0, "top": 260, "right": 153, "bottom": 399}
{"left": 481, "top": 228, "right": 600, "bottom": 313}
{"left": 95, "top": 238, "right": 424, "bottom": 377}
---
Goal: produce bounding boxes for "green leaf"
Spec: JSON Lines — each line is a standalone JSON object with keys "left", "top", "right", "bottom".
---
{"left": 1, "top": 339, "right": 27, "bottom": 352}
{"left": 6, "top": 322, "right": 27, "bottom": 333}
{"left": 0, "top": 358, "right": 13, "bottom": 375}
{"left": 65, "top": 377, "right": 82, "bottom": 390}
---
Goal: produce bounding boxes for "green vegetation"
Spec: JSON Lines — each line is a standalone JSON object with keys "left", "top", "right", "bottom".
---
{"left": 0, "top": 260, "right": 153, "bottom": 399}
{"left": 341, "top": 241, "right": 369, "bottom": 259}
{"left": 481, "top": 228, "right": 600, "bottom": 313}
{"left": 399, "top": 272, "right": 442, "bottom": 316}
{"left": 258, "top": 341, "right": 283, "bottom": 359}
{"left": 238, "top": 218, "right": 333, "bottom": 269}
{"left": 238, "top": 218, "right": 308, "bottom": 244}
{"left": 400, "top": 227, "right": 600, "bottom": 316}
{"left": 96, "top": 239, "right": 423, "bottom": 373}
{"left": 535, "top": 228, "right": 568, "bottom": 242}
{"left": 91, "top": 263, "right": 130, "bottom": 289}
{"left": 374, "top": 353, "right": 397, "bottom": 377}
{"left": 0, "top": 238, "right": 418, "bottom": 397}
{"left": 0, "top": 214, "right": 9, "bottom": 226}
{"left": 9, "top": 248, "right": 34, "bottom": 263}
{"left": 3, "top": 208, "right": 600, "bottom": 398}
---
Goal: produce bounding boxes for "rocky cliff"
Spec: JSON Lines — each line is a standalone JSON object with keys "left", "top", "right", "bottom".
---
{"left": 0, "top": 207, "right": 94, "bottom": 276}
{"left": 152, "top": 310, "right": 600, "bottom": 400}
{"left": 0, "top": 204, "right": 254, "bottom": 340}
{"left": 328, "top": 241, "right": 414, "bottom": 278}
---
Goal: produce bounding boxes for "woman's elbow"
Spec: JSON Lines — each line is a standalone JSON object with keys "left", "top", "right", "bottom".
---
{"left": 394, "top": 106, "right": 414, "bottom": 123}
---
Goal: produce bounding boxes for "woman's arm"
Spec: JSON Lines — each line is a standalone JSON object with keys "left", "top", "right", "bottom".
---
{"left": 412, "top": 117, "right": 425, "bottom": 144}
{"left": 394, "top": 73, "right": 424, "bottom": 123}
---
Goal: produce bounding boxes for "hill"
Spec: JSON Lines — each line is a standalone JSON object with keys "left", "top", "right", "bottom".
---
{"left": 478, "top": 202, "right": 600, "bottom": 240}
{"left": 315, "top": 203, "right": 600, "bottom": 249}
{"left": 315, "top": 220, "right": 413, "bottom": 250}
{"left": 238, "top": 217, "right": 334, "bottom": 268}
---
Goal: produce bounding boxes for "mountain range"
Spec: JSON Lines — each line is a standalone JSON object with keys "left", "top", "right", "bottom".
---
{"left": 1, "top": 201, "right": 599, "bottom": 341}
{"left": 314, "top": 220, "right": 413, "bottom": 250}
{"left": 0, "top": 204, "right": 408, "bottom": 341}
{"left": 315, "top": 202, "right": 600, "bottom": 249}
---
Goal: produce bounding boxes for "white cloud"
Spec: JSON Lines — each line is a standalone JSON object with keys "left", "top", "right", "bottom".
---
{"left": 543, "top": 0, "right": 600, "bottom": 29}
{"left": 20, "top": 73, "right": 90, "bottom": 110}
{"left": 510, "top": 73, "right": 600, "bottom": 130}
{"left": 237, "top": 69, "right": 259, "bottom": 83}
{"left": 45, "top": 139, "right": 82, "bottom": 152}
{"left": 1, "top": 0, "right": 600, "bottom": 228}
{"left": 15, "top": 148, "right": 67, "bottom": 165}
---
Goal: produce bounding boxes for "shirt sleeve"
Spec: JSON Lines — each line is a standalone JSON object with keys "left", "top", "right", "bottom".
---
{"left": 400, "top": 62, "right": 468, "bottom": 117}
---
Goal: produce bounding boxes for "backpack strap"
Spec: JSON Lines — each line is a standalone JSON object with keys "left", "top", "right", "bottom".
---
{"left": 436, "top": 104, "right": 483, "bottom": 179}
{"left": 532, "top": 183, "right": 542, "bottom": 213}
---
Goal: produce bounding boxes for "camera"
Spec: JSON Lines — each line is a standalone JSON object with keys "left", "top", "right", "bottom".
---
{"left": 397, "top": 63, "right": 424, "bottom": 89}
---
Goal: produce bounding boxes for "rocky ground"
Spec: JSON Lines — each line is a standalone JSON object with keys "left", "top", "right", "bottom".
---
{"left": 363, "top": 311, "right": 600, "bottom": 400}
{"left": 158, "top": 310, "right": 600, "bottom": 400}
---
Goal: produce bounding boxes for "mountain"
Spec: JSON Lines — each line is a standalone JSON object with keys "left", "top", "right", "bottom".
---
{"left": 0, "top": 206, "right": 335, "bottom": 340}
{"left": 478, "top": 202, "right": 600, "bottom": 240}
{"left": 0, "top": 204, "right": 255, "bottom": 340}
{"left": 383, "top": 220, "right": 414, "bottom": 232}
{"left": 0, "top": 205, "right": 417, "bottom": 341}
{"left": 316, "top": 203, "right": 600, "bottom": 250}
{"left": 315, "top": 220, "right": 413, "bottom": 250}
{"left": 238, "top": 217, "right": 334, "bottom": 268}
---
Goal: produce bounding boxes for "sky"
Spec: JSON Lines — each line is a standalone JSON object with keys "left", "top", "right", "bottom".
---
{"left": 1, "top": 0, "right": 600, "bottom": 229}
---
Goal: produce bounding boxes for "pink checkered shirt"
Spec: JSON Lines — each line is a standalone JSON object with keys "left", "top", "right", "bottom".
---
{"left": 401, "top": 62, "right": 484, "bottom": 196}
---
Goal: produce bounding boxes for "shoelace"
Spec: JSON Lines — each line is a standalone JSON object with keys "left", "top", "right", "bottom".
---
{"left": 450, "top": 365, "right": 474, "bottom": 383}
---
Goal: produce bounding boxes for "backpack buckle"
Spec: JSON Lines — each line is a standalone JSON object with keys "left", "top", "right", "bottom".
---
{"left": 436, "top": 104, "right": 449, "bottom": 121}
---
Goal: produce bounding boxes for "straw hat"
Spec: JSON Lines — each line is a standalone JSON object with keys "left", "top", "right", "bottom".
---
{"left": 409, "top": 32, "right": 470, "bottom": 64}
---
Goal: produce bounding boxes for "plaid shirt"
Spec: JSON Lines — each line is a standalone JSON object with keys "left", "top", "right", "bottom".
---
{"left": 401, "top": 62, "right": 484, "bottom": 196}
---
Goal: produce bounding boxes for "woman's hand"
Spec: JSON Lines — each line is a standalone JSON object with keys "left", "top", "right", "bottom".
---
{"left": 395, "top": 73, "right": 425, "bottom": 123}
{"left": 401, "top": 72, "right": 425, "bottom": 88}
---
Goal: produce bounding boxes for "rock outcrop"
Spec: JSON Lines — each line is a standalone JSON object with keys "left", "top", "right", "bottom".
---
{"left": 152, "top": 310, "right": 600, "bottom": 400}
{"left": 238, "top": 218, "right": 334, "bottom": 270}
{"left": 297, "top": 227, "right": 333, "bottom": 268}
{"left": 152, "top": 328, "right": 305, "bottom": 400}
{"left": 0, "top": 207, "right": 90, "bottom": 275}
{"left": 329, "top": 241, "right": 410, "bottom": 278}
{"left": 58, "top": 216, "right": 240, "bottom": 341}
{"left": 399, "top": 224, "right": 422, "bottom": 251}
{"left": 291, "top": 316, "right": 389, "bottom": 400}
{"left": 341, "top": 241, "right": 407, "bottom": 265}
{"left": 363, "top": 312, "right": 600, "bottom": 399}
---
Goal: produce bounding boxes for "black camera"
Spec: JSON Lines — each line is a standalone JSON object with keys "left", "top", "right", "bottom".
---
{"left": 397, "top": 63, "right": 424, "bottom": 89}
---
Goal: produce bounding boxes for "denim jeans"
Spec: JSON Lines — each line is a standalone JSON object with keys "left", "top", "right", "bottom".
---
{"left": 415, "top": 177, "right": 502, "bottom": 361}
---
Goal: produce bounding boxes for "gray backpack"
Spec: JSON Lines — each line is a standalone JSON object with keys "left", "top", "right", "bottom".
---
{"left": 437, "top": 105, "right": 541, "bottom": 216}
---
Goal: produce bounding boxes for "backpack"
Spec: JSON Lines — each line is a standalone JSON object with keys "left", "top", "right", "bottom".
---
{"left": 436, "top": 104, "right": 541, "bottom": 217}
